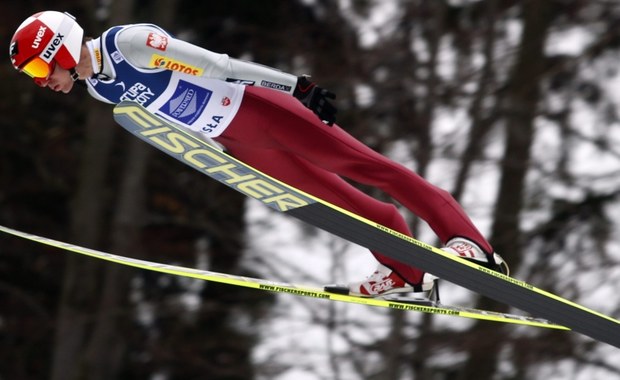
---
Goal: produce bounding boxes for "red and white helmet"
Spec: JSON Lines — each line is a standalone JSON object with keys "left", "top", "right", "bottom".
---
{"left": 9, "top": 11, "right": 84, "bottom": 81}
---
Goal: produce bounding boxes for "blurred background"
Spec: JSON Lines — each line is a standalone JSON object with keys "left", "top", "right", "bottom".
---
{"left": 2, "top": 0, "right": 620, "bottom": 379}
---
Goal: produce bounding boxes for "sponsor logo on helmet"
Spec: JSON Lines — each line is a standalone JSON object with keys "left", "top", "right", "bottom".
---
{"left": 32, "top": 26, "right": 47, "bottom": 49}
{"left": 149, "top": 54, "right": 203, "bottom": 76}
{"left": 42, "top": 33, "right": 65, "bottom": 61}
{"left": 10, "top": 42, "right": 18, "bottom": 61}
{"left": 146, "top": 32, "right": 168, "bottom": 51}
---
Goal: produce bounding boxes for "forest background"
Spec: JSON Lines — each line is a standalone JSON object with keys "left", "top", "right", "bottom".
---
{"left": 2, "top": 1, "right": 620, "bottom": 379}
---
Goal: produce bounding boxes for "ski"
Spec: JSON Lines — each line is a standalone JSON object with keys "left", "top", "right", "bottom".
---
{"left": 111, "top": 101, "right": 620, "bottom": 348}
{"left": 0, "top": 224, "right": 566, "bottom": 329}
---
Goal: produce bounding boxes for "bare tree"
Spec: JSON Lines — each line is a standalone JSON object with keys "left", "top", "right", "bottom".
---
{"left": 463, "top": 0, "right": 556, "bottom": 377}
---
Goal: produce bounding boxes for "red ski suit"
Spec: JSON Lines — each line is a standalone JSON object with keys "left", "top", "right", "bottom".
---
{"left": 216, "top": 86, "right": 493, "bottom": 286}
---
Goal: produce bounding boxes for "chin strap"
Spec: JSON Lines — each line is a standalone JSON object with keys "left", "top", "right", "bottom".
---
{"left": 70, "top": 67, "right": 88, "bottom": 88}
{"left": 69, "top": 68, "right": 80, "bottom": 82}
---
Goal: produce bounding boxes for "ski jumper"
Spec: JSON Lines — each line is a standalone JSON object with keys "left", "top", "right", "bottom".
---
{"left": 85, "top": 23, "right": 494, "bottom": 286}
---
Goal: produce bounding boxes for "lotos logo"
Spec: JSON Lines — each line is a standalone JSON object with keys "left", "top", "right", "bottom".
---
{"left": 32, "top": 26, "right": 47, "bottom": 48}
{"left": 146, "top": 32, "right": 168, "bottom": 51}
{"left": 94, "top": 48, "right": 102, "bottom": 68}
{"left": 149, "top": 54, "right": 203, "bottom": 76}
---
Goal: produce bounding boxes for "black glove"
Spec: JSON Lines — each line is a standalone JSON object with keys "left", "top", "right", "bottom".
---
{"left": 293, "top": 76, "right": 337, "bottom": 126}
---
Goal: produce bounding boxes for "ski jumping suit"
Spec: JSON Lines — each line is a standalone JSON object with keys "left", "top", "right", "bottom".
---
{"left": 85, "top": 23, "right": 494, "bottom": 287}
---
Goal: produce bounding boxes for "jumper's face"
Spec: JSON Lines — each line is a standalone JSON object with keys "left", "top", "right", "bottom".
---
{"left": 36, "top": 64, "right": 75, "bottom": 93}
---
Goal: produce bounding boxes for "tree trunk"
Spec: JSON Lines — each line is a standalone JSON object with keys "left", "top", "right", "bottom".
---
{"left": 50, "top": 103, "right": 115, "bottom": 380}
{"left": 83, "top": 137, "right": 150, "bottom": 380}
{"left": 461, "top": 1, "right": 555, "bottom": 378}
{"left": 50, "top": 1, "right": 141, "bottom": 379}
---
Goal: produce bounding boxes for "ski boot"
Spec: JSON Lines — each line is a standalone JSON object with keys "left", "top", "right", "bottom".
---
{"left": 443, "top": 237, "right": 509, "bottom": 275}
{"left": 324, "top": 238, "right": 508, "bottom": 301}
{"left": 324, "top": 264, "right": 438, "bottom": 300}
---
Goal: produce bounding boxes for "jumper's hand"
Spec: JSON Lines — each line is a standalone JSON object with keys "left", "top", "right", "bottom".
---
{"left": 293, "top": 76, "right": 337, "bottom": 126}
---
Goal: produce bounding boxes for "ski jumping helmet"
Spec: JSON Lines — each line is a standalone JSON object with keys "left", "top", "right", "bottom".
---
{"left": 9, "top": 11, "right": 84, "bottom": 85}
